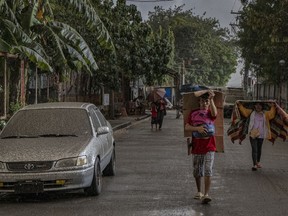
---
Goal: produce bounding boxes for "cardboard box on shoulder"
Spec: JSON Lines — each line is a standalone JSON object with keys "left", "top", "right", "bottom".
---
{"left": 183, "top": 90, "right": 224, "bottom": 153}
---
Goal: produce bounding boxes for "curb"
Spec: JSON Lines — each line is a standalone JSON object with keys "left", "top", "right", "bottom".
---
{"left": 112, "top": 122, "right": 132, "bottom": 131}
{"left": 135, "top": 114, "right": 151, "bottom": 121}
{"left": 112, "top": 114, "right": 150, "bottom": 132}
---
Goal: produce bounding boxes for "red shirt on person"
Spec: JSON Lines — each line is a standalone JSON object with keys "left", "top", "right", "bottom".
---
{"left": 151, "top": 105, "right": 157, "bottom": 118}
{"left": 186, "top": 109, "right": 217, "bottom": 154}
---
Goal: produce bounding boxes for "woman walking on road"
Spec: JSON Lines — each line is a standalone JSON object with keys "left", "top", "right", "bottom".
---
{"left": 236, "top": 101, "right": 276, "bottom": 171}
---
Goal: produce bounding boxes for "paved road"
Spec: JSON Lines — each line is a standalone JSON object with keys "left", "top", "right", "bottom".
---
{"left": 112, "top": 110, "right": 288, "bottom": 216}
{"left": 1, "top": 110, "right": 288, "bottom": 216}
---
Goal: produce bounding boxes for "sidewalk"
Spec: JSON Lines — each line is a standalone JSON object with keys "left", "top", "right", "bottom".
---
{"left": 108, "top": 113, "right": 150, "bottom": 132}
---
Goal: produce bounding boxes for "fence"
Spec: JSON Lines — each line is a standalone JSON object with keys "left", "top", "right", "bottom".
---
{"left": 253, "top": 83, "right": 288, "bottom": 111}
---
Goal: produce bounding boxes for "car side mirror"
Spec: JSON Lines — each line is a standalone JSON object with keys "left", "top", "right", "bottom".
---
{"left": 97, "top": 126, "right": 110, "bottom": 136}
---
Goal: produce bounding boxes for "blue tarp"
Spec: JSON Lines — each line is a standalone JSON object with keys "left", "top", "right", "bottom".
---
{"left": 180, "top": 84, "right": 209, "bottom": 93}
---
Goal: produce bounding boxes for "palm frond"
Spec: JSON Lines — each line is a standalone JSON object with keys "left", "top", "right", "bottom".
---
{"left": 0, "top": 37, "right": 12, "bottom": 52}
{"left": 0, "top": 1, "right": 19, "bottom": 25}
{"left": 11, "top": 45, "right": 53, "bottom": 72}
{"left": 40, "top": 24, "right": 67, "bottom": 66}
{"left": 19, "top": 1, "right": 40, "bottom": 30}
{"left": 2, "top": 19, "right": 48, "bottom": 59}
{"left": 0, "top": 0, "right": 4, "bottom": 8}
{"left": 49, "top": 21, "right": 98, "bottom": 71}
{"left": 58, "top": 0, "right": 114, "bottom": 51}
{"left": 64, "top": 44, "right": 92, "bottom": 73}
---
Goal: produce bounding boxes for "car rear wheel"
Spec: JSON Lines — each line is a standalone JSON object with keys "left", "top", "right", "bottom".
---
{"left": 85, "top": 157, "right": 102, "bottom": 196}
{"left": 103, "top": 147, "right": 116, "bottom": 176}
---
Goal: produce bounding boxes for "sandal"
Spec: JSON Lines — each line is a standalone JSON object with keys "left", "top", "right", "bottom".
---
{"left": 194, "top": 192, "right": 203, "bottom": 200}
{"left": 252, "top": 166, "right": 257, "bottom": 171}
{"left": 201, "top": 195, "right": 212, "bottom": 204}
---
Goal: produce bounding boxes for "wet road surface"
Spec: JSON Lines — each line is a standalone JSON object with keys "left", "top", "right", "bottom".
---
{"left": 1, "top": 110, "right": 288, "bottom": 216}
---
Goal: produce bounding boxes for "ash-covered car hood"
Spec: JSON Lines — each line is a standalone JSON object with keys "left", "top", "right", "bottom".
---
{"left": 0, "top": 136, "right": 92, "bottom": 162}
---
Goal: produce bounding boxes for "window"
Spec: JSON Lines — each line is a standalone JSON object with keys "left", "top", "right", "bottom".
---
{"left": 89, "top": 107, "right": 101, "bottom": 130}
{"left": 95, "top": 110, "right": 107, "bottom": 127}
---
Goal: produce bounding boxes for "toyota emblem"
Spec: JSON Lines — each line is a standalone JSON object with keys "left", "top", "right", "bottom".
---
{"left": 24, "top": 163, "right": 35, "bottom": 170}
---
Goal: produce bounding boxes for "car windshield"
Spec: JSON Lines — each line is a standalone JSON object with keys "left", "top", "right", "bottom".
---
{"left": 0, "top": 108, "right": 92, "bottom": 138}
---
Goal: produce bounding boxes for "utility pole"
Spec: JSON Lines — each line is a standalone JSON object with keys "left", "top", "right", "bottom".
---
{"left": 181, "top": 59, "right": 185, "bottom": 85}
{"left": 230, "top": 10, "right": 242, "bottom": 35}
{"left": 279, "top": 60, "right": 285, "bottom": 108}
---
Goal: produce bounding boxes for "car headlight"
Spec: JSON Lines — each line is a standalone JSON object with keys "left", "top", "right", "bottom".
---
{"left": 55, "top": 156, "right": 88, "bottom": 168}
{"left": 0, "top": 162, "right": 5, "bottom": 170}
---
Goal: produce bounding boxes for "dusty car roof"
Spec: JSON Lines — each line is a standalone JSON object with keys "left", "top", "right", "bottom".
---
{"left": 21, "top": 102, "right": 96, "bottom": 110}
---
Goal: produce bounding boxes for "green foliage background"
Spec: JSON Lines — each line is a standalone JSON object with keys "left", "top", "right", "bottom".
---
{"left": 148, "top": 5, "right": 238, "bottom": 87}
{"left": 0, "top": 0, "right": 239, "bottom": 110}
{"left": 238, "top": 0, "right": 288, "bottom": 84}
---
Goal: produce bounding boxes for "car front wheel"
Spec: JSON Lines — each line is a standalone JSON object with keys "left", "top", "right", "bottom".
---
{"left": 103, "top": 147, "right": 116, "bottom": 176}
{"left": 85, "top": 157, "right": 102, "bottom": 196}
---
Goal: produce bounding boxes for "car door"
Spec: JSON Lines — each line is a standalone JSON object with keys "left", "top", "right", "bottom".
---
{"left": 94, "top": 109, "right": 112, "bottom": 155}
{"left": 88, "top": 107, "right": 105, "bottom": 158}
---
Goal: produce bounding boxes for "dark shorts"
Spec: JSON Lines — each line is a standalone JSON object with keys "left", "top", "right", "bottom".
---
{"left": 151, "top": 117, "right": 158, "bottom": 124}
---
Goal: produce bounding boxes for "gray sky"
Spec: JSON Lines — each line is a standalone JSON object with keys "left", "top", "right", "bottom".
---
{"left": 127, "top": 0, "right": 243, "bottom": 28}
{"left": 126, "top": 0, "right": 244, "bottom": 87}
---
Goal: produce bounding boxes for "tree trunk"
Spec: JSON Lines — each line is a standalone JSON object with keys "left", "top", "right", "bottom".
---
{"left": 3, "top": 57, "right": 7, "bottom": 118}
{"left": 122, "top": 75, "right": 131, "bottom": 113}
{"left": 20, "top": 60, "right": 25, "bottom": 106}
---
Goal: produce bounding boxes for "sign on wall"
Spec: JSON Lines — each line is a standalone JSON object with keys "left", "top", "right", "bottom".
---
{"left": 103, "top": 94, "right": 109, "bottom": 106}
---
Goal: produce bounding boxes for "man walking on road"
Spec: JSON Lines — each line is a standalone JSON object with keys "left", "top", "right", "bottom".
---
{"left": 185, "top": 90, "right": 217, "bottom": 204}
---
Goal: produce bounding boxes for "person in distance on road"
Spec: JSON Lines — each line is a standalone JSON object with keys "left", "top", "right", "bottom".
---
{"left": 150, "top": 102, "right": 158, "bottom": 130}
{"left": 156, "top": 98, "right": 167, "bottom": 130}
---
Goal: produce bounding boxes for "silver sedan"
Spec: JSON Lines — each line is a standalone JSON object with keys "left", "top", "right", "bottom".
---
{"left": 0, "top": 102, "right": 116, "bottom": 196}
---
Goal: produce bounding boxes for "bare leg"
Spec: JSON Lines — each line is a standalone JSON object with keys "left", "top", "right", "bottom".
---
{"left": 195, "top": 177, "right": 201, "bottom": 193}
{"left": 204, "top": 176, "right": 211, "bottom": 195}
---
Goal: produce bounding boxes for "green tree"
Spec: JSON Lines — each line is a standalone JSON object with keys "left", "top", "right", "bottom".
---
{"left": 145, "top": 27, "right": 174, "bottom": 86}
{"left": 94, "top": 0, "right": 173, "bottom": 101}
{"left": 237, "top": 0, "right": 288, "bottom": 83}
{"left": 148, "top": 5, "right": 238, "bottom": 86}
{"left": 0, "top": 0, "right": 114, "bottom": 105}
{"left": 0, "top": 0, "right": 113, "bottom": 72}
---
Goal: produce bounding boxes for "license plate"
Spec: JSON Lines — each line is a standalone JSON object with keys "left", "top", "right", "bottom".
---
{"left": 15, "top": 181, "right": 44, "bottom": 194}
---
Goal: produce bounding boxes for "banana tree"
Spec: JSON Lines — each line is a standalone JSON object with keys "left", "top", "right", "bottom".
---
{"left": 0, "top": 0, "right": 53, "bottom": 115}
{"left": 0, "top": 0, "right": 114, "bottom": 112}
